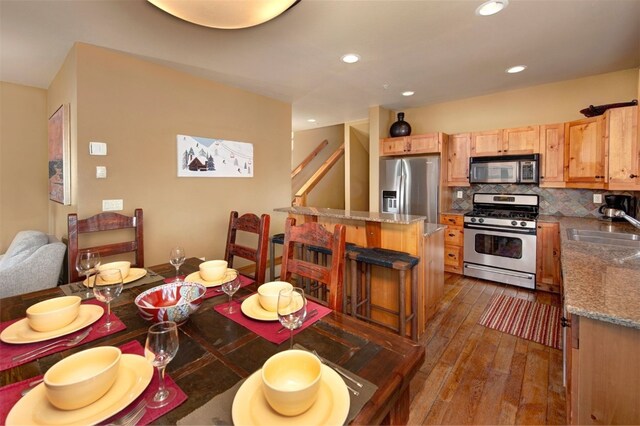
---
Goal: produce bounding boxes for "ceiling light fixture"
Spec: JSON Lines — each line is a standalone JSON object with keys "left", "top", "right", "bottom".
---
{"left": 475, "top": 0, "right": 509, "bottom": 16}
{"left": 307, "top": 119, "right": 317, "bottom": 123}
{"left": 402, "top": 91, "right": 415, "bottom": 97}
{"left": 147, "top": 0, "right": 299, "bottom": 29}
{"left": 341, "top": 53, "right": 360, "bottom": 64}
{"left": 506, "top": 65, "right": 527, "bottom": 73}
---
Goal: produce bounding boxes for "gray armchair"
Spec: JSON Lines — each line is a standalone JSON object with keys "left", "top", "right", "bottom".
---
{"left": 0, "top": 230, "right": 66, "bottom": 298}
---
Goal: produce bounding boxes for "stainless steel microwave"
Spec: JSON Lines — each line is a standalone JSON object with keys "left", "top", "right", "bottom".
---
{"left": 469, "top": 154, "right": 539, "bottom": 184}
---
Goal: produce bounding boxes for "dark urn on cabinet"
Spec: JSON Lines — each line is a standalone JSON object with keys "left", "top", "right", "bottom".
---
{"left": 389, "top": 112, "right": 411, "bottom": 137}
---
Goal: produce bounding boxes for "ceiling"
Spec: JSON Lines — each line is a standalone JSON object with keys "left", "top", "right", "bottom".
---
{"left": 1, "top": 0, "right": 639, "bottom": 132}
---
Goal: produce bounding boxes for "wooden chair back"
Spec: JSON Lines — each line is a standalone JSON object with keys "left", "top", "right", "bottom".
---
{"left": 280, "top": 218, "right": 346, "bottom": 312}
{"left": 67, "top": 209, "right": 144, "bottom": 283}
{"left": 224, "top": 211, "right": 270, "bottom": 284}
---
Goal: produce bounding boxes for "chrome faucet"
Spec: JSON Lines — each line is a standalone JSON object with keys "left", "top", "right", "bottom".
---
{"left": 609, "top": 208, "right": 640, "bottom": 229}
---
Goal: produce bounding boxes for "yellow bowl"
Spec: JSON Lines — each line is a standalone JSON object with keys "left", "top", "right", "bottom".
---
{"left": 26, "top": 296, "right": 81, "bottom": 332}
{"left": 257, "top": 281, "right": 293, "bottom": 312}
{"left": 44, "top": 346, "right": 121, "bottom": 410}
{"left": 98, "top": 261, "right": 131, "bottom": 280}
{"left": 199, "top": 260, "right": 228, "bottom": 282}
{"left": 261, "top": 349, "right": 322, "bottom": 416}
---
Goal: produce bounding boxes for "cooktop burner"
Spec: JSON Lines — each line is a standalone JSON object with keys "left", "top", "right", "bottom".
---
{"left": 465, "top": 209, "right": 539, "bottom": 221}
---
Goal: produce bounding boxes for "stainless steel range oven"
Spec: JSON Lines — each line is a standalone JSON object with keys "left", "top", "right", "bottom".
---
{"left": 463, "top": 193, "right": 539, "bottom": 289}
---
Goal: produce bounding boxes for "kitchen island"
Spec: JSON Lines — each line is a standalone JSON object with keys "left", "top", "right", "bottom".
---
{"left": 274, "top": 206, "right": 445, "bottom": 337}
{"left": 549, "top": 216, "right": 640, "bottom": 425}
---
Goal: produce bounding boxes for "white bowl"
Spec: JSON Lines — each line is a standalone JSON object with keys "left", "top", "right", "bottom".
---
{"left": 98, "top": 261, "right": 131, "bottom": 280}
{"left": 199, "top": 260, "right": 228, "bottom": 282}
{"left": 261, "top": 349, "right": 322, "bottom": 416}
{"left": 257, "top": 281, "right": 293, "bottom": 312}
{"left": 44, "top": 346, "right": 121, "bottom": 410}
{"left": 26, "top": 296, "right": 81, "bottom": 332}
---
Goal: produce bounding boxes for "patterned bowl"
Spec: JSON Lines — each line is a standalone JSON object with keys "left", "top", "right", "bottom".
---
{"left": 134, "top": 282, "right": 206, "bottom": 325}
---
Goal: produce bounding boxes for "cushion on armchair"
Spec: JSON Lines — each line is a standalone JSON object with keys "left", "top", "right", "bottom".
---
{"left": 0, "top": 231, "right": 48, "bottom": 269}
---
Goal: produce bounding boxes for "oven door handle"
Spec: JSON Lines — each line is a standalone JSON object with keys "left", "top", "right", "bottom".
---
{"left": 464, "top": 263, "right": 535, "bottom": 279}
{"left": 464, "top": 223, "right": 536, "bottom": 235}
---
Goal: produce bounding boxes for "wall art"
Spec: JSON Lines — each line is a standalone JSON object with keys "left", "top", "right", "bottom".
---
{"left": 48, "top": 104, "right": 71, "bottom": 205}
{"left": 177, "top": 134, "right": 253, "bottom": 178}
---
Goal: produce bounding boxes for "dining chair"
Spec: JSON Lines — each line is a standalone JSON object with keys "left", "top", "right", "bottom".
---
{"left": 280, "top": 217, "right": 346, "bottom": 312}
{"left": 224, "top": 211, "right": 270, "bottom": 284}
{"left": 67, "top": 209, "right": 144, "bottom": 283}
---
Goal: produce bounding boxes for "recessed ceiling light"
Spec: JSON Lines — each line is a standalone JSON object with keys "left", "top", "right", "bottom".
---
{"left": 475, "top": 0, "right": 509, "bottom": 16}
{"left": 307, "top": 118, "right": 317, "bottom": 123}
{"left": 402, "top": 91, "right": 415, "bottom": 97}
{"left": 341, "top": 53, "right": 360, "bottom": 64}
{"left": 506, "top": 65, "right": 527, "bottom": 74}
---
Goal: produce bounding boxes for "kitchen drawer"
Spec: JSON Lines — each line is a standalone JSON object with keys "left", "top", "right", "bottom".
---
{"left": 441, "top": 214, "right": 464, "bottom": 227}
{"left": 444, "top": 245, "right": 463, "bottom": 273}
{"left": 444, "top": 227, "right": 464, "bottom": 246}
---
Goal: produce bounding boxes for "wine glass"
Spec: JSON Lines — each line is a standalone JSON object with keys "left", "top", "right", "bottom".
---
{"left": 169, "top": 247, "right": 186, "bottom": 283}
{"left": 221, "top": 276, "right": 241, "bottom": 314}
{"left": 277, "top": 287, "right": 307, "bottom": 349}
{"left": 144, "top": 321, "right": 179, "bottom": 409}
{"left": 75, "top": 250, "right": 101, "bottom": 299}
{"left": 93, "top": 269, "right": 123, "bottom": 333}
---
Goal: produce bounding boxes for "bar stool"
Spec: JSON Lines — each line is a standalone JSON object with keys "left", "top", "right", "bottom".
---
{"left": 347, "top": 247, "right": 420, "bottom": 340}
{"left": 268, "top": 233, "right": 285, "bottom": 281}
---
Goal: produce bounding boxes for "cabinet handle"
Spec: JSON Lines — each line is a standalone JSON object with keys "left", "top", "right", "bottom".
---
{"left": 630, "top": 174, "right": 638, "bottom": 178}
{"left": 561, "top": 317, "right": 570, "bottom": 327}
{"left": 540, "top": 176, "right": 544, "bottom": 179}
{"left": 448, "top": 233, "right": 455, "bottom": 237}
{"left": 448, "top": 253, "right": 455, "bottom": 257}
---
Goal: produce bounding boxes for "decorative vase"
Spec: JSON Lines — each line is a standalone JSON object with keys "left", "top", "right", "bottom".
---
{"left": 389, "top": 112, "right": 411, "bottom": 137}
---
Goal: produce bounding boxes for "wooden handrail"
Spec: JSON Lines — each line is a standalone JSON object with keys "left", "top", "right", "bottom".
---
{"left": 293, "top": 143, "right": 345, "bottom": 206}
{"left": 291, "top": 139, "right": 329, "bottom": 179}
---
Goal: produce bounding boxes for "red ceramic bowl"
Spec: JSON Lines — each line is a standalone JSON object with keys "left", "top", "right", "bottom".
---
{"left": 134, "top": 282, "right": 206, "bottom": 325}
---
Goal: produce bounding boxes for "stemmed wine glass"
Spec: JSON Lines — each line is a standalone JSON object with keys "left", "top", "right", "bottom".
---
{"left": 144, "top": 321, "right": 179, "bottom": 409}
{"left": 76, "top": 250, "right": 101, "bottom": 299}
{"left": 93, "top": 269, "right": 123, "bottom": 333}
{"left": 221, "top": 276, "right": 241, "bottom": 314}
{"left": 169, "top": 247, "right": 186, "bottom": 283}
{"left": 277, "top": 287, "right": 307, "bottom": 349}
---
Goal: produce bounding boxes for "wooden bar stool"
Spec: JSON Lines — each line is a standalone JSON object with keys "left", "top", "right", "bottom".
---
{"left": 347, "top": 247, "right": 420, "bottom": 340}
{"left": 268, "top": 233, "right": 285, "bottom": 281}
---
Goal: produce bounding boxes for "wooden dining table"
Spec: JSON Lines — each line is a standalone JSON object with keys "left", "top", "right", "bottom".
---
{"left": 0, "top": 257, "right": 425, "bottom": 425}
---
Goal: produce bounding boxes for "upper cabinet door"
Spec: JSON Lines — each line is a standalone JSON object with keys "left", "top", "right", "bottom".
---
{"left": 380, "top": 137, "right": 409, "bottom": 156}
{"left": 446, "top": 133, "right": 471, "bottom": 185}
{"left": 606, "top": 106, "right": 639, "bottom": 188}
{"left": 503, "top": 125, "right": 540, "bottom": 155}
{"left": 564, "top": 116, "right": 606, "bottom": 184}
{"left": 409, "top": 133, "right": 441, "bottom": 154}
{"left": 540, "top": 123, "right": 565, "bottom": 187}
{"left": 470, "top": 130, "right": 503, "bottom": 156}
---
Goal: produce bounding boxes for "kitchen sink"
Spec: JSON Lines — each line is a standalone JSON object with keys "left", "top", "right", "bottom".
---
{"left": 566, "top": 228, "right": 640, "bottom": 248}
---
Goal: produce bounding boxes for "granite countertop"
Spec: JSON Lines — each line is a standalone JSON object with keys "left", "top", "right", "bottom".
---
{"left": 556, "top": 216, "right": 640, "bottom": 329}
{"left": 274, "top": 206, "right": 427, "bottom": 225}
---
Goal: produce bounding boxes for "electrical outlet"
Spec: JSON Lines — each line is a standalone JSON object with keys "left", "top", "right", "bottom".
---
{"left": 96, "top": 166, "right": 107, "bottom": 178}
{"left": 89, "top": 142, "right": 107, "bottom": 155}
{"left": 457, "top": 191, "right": 463, "bottom": 199}
{"left": 102, "top": 199, "right": 123, "bottom": 211}
{"left": 593, "top": 193, "right": 602, "bottom": 203}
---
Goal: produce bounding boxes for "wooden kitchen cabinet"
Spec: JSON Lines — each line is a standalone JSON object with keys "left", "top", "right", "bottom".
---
{"left": 444, "top": 133, "right": 471, "bottom": 186}
{"left": 535, "top": 221, "right": 562, "bottom": 293}
{"left": 565, "top": 315, "right": 640, "bottom": 424}
{"left": 423, "top": 228, "right": 445, "bottom": 321}
{"left": 539, "top": 123, "right": 565, "bottom": 187}
{"left": 440, "top": 213, "right": 464, "bottom": 274}
{"left": 470, "top": 126, "right": 540, "bottom": 157}
{"left": 380, "top": 133, "right": 445, "bottom": 156}
{"left": 605, "top": 105, "right": 639, "bottom": 189}
{"left": 564, "top": 115, "right": 606, "bottom": 186}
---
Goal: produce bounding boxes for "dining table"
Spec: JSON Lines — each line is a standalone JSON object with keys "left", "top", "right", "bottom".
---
{"left": 0, "top": 257, "right": 425, "bottom": 425}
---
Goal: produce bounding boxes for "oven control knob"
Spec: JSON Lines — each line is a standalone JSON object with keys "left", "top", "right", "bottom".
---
{"left": 511, "top": 220, "right": 517, "bottom": 226}
{"left": 470, "top": 217, "right": 476, "bottom": 223}
{"left": 520, "top": 221, "right": 527, "bottom": 227}
{"left": 478, "top": 218, "right": 484, "bottom": 223}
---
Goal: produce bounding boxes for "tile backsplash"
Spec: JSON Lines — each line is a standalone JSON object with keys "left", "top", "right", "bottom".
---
{"left": 449, "top": 185, "right": 639, "bottom": 218}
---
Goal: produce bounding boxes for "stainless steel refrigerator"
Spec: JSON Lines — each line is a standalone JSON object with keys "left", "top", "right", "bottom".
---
{"left": 380, "top": 155, "right": 440, "bottom": 223}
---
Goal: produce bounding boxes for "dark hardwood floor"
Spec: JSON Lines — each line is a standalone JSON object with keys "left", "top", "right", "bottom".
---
{"left": 408, "top": 273, "right": 566, "bottom": 425}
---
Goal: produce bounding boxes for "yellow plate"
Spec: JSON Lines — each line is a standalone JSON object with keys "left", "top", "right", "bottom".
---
{"left": 240, "top": 293, "right": 278, "bottom": 321}
{"left": 232, "top": 364, "right": 350, "bottom": 426}
{"left": 0, "top": 305, "right": 104, "bottom": 344}
{"left": 83, "top": 268, "right": 147, "bottom": 287}
{"left": 6, "top": 354, "right": 153, "bottom": 426}
{"left": 184, "top": 269, "right": 238, "bottom": 288}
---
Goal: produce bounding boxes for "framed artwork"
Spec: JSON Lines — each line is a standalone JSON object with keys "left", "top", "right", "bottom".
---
{"left": 177, "top": 134, "right": 253, "bottom": 178}
{"left": 48, "top": 104, "right": 71, "bottom": 205}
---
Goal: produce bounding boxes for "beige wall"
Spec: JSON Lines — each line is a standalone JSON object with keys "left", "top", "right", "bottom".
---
{"left": 0, "top": 83, "right": 49, "bottom": 252}
{"left": 46, "top": 43, "right": 291, "bottom": 268}
{"left": 348, "top": 124, "right": 370, "bottom": 211}
{"left": 398, "top": 68, "right": 639, "bottom": 134}
{"left": 292, "top": 124, "right": 345, "bottom": 209}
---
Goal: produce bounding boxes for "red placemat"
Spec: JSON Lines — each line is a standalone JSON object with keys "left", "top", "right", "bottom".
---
{"left": 214, "top": 297, "right": 331, "bottom": 345}
{"left": 0, "top": 299, "right": 126, "bottom": 371}
{"left": 0, "top": 340, "right": 186, "bottom": 425}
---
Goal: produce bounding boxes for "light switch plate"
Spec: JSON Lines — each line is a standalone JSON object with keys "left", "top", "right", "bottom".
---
{"left": 593, "top": 193, "right": 602, "bottom": 203}
{"left": 89, "top": 142, "right": 107, "bottom": 155}
{"left": 96, "top": 166, "right": 107, "bottom": 178}
{"left": 102, "top": 199, "right": 123, "bottom": 211}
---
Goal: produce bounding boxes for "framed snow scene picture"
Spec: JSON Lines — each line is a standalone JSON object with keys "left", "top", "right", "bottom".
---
{"left": 48, "top": 104, "right": 71, "bottom": 205}
{"left": 177, "top": 134, "right": 253, "bottom": 178}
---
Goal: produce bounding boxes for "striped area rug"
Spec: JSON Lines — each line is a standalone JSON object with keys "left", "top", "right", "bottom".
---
{"left": 479, "top": 294, "right": 562, "bottom": 349}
